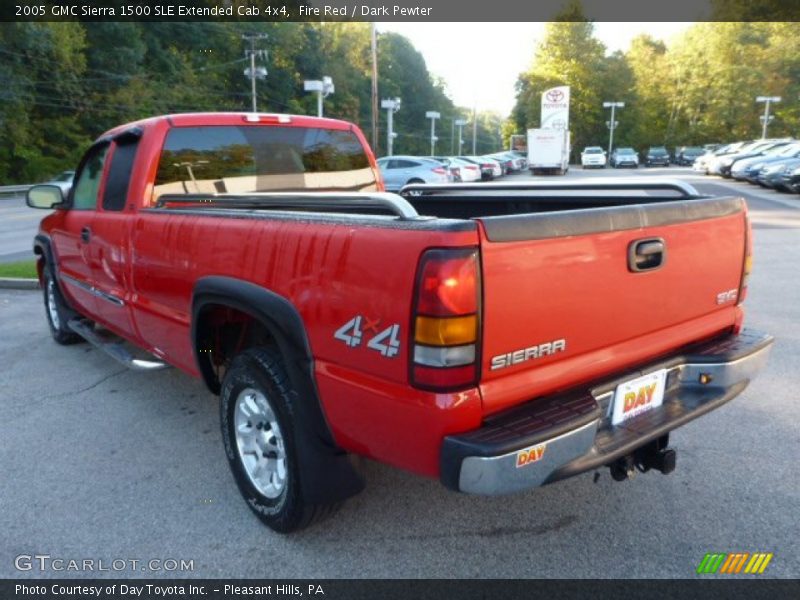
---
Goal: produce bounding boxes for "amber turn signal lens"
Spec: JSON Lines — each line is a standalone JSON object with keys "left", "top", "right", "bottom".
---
{"left": 414, "top": 315, "right": 477, "bottom": 346}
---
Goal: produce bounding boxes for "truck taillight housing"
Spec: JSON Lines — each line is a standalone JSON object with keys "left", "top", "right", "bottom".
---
{"left": 738, "top": 214, "right": 753, "bottom": 305}
{"left": 411, "top": 248, "right": 481, "bottom": 391}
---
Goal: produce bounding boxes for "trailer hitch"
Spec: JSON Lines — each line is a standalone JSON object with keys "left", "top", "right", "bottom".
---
{"left": 609, "top": 435, "right": 676, "bottom": 481}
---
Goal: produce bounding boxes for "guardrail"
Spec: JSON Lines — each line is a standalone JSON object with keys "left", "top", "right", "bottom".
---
{"left": 0, "top": 184, "right": 32, "bottom": 197}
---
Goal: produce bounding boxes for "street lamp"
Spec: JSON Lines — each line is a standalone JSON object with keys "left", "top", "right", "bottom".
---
{"left": 425, "top": 111, "right": 440, "bottom": 156}
{"left": 455, "top": 119, "right": 467, "bottom": 155}
{"left": 756, "top": 96, "right": 780, "bottom": 139}
{"left": 381, "top": 97, "right": 401, "bottom": 156}
{"left": 304, "top": 76, "right": 335, "bottom": 118}
{"left": 603, "top": 101, "right": 625, "bottom": 156}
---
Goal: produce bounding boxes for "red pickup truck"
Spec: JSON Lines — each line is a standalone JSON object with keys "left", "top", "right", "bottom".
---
{"left": 27, "top": 112, "right": 772, "bottom": 533}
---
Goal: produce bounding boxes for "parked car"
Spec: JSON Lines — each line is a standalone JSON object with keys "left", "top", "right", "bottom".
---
{"left": 508, "top": 150, "right": 528, "bottom": 168}
{"left": 674, "top": 146, "right": 704, "bottom": 166}
{"left": 786, "top": 164, "right": 800, "bottom": 193}
{"left": 376, "top": 156, "right": 449, "bottom": 191}
{"left": 460, "top": 156, "right": 503, "bottom": 180}
{"left": 44, "top": 170, "right": 76, "bottom": 194}
{"left": 488, "top": 154, "right": 514, "bottom": 175}
{"left": 693, "top": 142, "right": 748, "bottom": 174}
{"left": 758, "top": 157, "right": 800, "bottom": 189}
{"left": 732, "top": 143, "right": 800, "bottom": 182}
{"left": 581, "top": 146, "right": 607, "bottom": 168}
{"left": 644, "top": 146, "right": 670, "bottom": 167}
{"left": 709, "top": 140, "right": 793, "bottom": 178}
{"left": 25, "top": 112, "right": 773, "bottom": 534}
{"left": 610, "top": 147, "right": 639, "bottom": 168}
{"left": 447, "top": 157, "right": 482, "bottom": 182}
{"left": 490, "top": 151, "right": 525, "bottom": 172}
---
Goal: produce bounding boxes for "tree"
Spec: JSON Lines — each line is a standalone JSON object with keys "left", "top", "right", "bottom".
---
{"left": 511, "top": 14, "right": 610, "bottom": 158}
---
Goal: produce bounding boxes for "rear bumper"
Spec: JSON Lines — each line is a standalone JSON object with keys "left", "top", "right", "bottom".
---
{"left": 440, "top": 329, "right": 773, "bottom": 494}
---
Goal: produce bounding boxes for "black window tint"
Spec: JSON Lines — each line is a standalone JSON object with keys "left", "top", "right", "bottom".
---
{"left": 396, "top": 160, "right": 416, "bottom": 168}
{"left": 103, "top": 138, "right": 139, "bottom": 211}
{"left": 71, "top": 144, "right": 109, "bottom": 210}
{"left": 153, "top": 125, "right": 376, "bottom": 199}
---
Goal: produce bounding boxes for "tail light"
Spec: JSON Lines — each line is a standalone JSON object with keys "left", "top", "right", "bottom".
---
{"left": 411, "top": 248, "right": 481, "bottom": 391}
{"left": 737, "top": 213, "right": 753, "bottom": 305}
{"left": 481, "top": 163, "right": 492, "bottom": 169}
{"left": 432, "top": 167, "right": 447, "bottom": 175}
{"left": 466, "top": 165, "right": 479, "bottom": 171}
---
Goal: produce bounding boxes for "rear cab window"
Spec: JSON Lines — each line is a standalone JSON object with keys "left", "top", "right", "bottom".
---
{"left": 153, "top": 125, "right": 377, "bottom": 201}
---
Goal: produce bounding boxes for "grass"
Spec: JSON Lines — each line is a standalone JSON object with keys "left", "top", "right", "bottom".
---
{"left": 0, "top": 259, "right": 38, "bottom": 279}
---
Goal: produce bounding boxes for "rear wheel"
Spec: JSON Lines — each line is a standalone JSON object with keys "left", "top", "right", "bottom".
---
{"left": 220, "top": 347, "right": 340, "bottom": 533}
{"left": 42, "top": 267, "right": 83, "bottom": 345}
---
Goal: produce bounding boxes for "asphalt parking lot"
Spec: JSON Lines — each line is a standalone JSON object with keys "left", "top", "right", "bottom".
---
{"left": 1, "top": 168, "right": 798, "bottom": 578}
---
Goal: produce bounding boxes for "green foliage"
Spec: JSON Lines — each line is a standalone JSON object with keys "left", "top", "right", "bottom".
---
{"left": 511, "top": 18, "right": 800, "bottom": 156}
{"left": 0, "top": 22, "right": 502, "bottom": 183}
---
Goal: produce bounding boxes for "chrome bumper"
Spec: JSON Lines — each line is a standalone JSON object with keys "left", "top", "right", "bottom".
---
{"left": 441, "top": 329, "right": 773, "bottom": 495}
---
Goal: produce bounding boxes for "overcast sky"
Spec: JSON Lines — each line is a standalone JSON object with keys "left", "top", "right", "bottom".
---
{"left": 377, "top": 22, "right": 692, "bottom": 116}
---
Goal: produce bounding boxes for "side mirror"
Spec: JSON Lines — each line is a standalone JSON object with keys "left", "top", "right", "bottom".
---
{"left": 26, "top": 185, "right": 64, "bottom": 209}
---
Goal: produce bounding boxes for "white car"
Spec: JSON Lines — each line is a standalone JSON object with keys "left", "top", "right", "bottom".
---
{"left": 447, "top": 157, "right": 482, "bottom": 182}
{"left": 44, "top": 170, "right": 75, "bottom": 195}
{"left": 581, "top": 146, "right": 606, "bottom": 168}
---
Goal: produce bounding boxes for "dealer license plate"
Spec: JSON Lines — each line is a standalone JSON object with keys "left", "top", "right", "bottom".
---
{"left": 611, "top": 369, "right": 667, "bottom": 426}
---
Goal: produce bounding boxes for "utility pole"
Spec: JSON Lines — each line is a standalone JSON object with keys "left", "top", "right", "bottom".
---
{"left": 455, "top": 119, "right": 467, "bottom": 155}
{"left": 304, "top": 76, "right": 334, "bottom": 117}
{"left": 425, "top": 111, "right": 440, "bottom": 156}
{"left": 371, "top": 24, "right": 379, "bottom": 152}
{"left": 603, "top": 101, "right": 625, "bottom": 156}
{"left": 381, "top": 97, "right": 401, "bottom": 156}
{"left": 242, "top": 33, "right": 268, "bottom": 112}
{"left": 756, "top": 96, "right": 781, "bottom": 139}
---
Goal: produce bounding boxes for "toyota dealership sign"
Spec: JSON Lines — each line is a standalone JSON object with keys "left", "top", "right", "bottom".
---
{"left": 541, "top": 85, "right": 570, "bottom": 130}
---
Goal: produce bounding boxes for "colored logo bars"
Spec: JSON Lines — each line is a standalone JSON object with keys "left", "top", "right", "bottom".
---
{"left": 696, "top": 552, "right": 773, "bottom": 575}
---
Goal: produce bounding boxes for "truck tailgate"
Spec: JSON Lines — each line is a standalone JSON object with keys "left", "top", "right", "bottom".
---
{"left": 476, "top": 196, "right": 747, "bottom": 414}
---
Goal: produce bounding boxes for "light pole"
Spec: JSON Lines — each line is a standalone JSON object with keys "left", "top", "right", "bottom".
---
{"left": 381, "top": 97, "right": 401, "bottom": 156}
{"left": 303, "top": 76, "right": 335, "bottom": 117}
{"left": 455, "top": 119, "right": 467, "bottom": 156}
{"left": 425, "top": 111, "right": 440, "bottom": 156}
{"left": 603, "top": 101, "right": 625, "bottom": 156}
{"left": 471, "top": 106, "right": 478, "bottom": 155}
{"left": 756, "top": 96, "right": 780, "bottom": 139}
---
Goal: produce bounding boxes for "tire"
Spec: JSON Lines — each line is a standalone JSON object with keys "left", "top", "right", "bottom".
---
{"left": 406, "top": 178, "right": 424, "bottom": 185}
{"left": 42, "top": 267, "right": 83, "bottom": 345}
{"left": 220, "top": 347, "right": 339, "bottom": 533}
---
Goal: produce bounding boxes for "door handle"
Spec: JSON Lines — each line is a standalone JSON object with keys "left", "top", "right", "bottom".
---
{"left": 81, "top": 226, "right": 91, "bottom": 243}
{"left": 628, "top": 238, "right": 666, "bottom": 272}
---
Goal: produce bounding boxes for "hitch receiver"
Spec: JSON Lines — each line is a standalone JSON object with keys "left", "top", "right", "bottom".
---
{"left": 610, "top": 435, "right": 676, "bottom": 480}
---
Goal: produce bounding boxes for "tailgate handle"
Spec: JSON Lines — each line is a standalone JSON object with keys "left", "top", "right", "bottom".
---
{"left": 629, "top": 238, "right": 666, "bottom": 272}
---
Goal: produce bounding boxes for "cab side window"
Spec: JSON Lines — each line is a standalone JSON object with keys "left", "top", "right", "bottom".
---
{"left": 102, "top": 138, "right": 139, "bottom": 211}
{"left": 71, "top": 143, "right": 110, "bottom": 210}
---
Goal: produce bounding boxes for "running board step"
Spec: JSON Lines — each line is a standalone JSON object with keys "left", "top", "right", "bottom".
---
{"left": 67, "top": 319, "right": 169, "bottom": 371}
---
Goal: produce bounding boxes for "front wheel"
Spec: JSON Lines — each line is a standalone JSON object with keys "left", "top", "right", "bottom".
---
{"left": 220, "top": 347, "right": 339, "bottom": 533}
{"left": 42, "top": 268, "right": 83, "bottom": 345}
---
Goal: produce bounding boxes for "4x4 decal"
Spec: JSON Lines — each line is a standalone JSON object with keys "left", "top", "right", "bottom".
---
{"left": 334, "top": 316, "right": 400, "bottom": 358}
